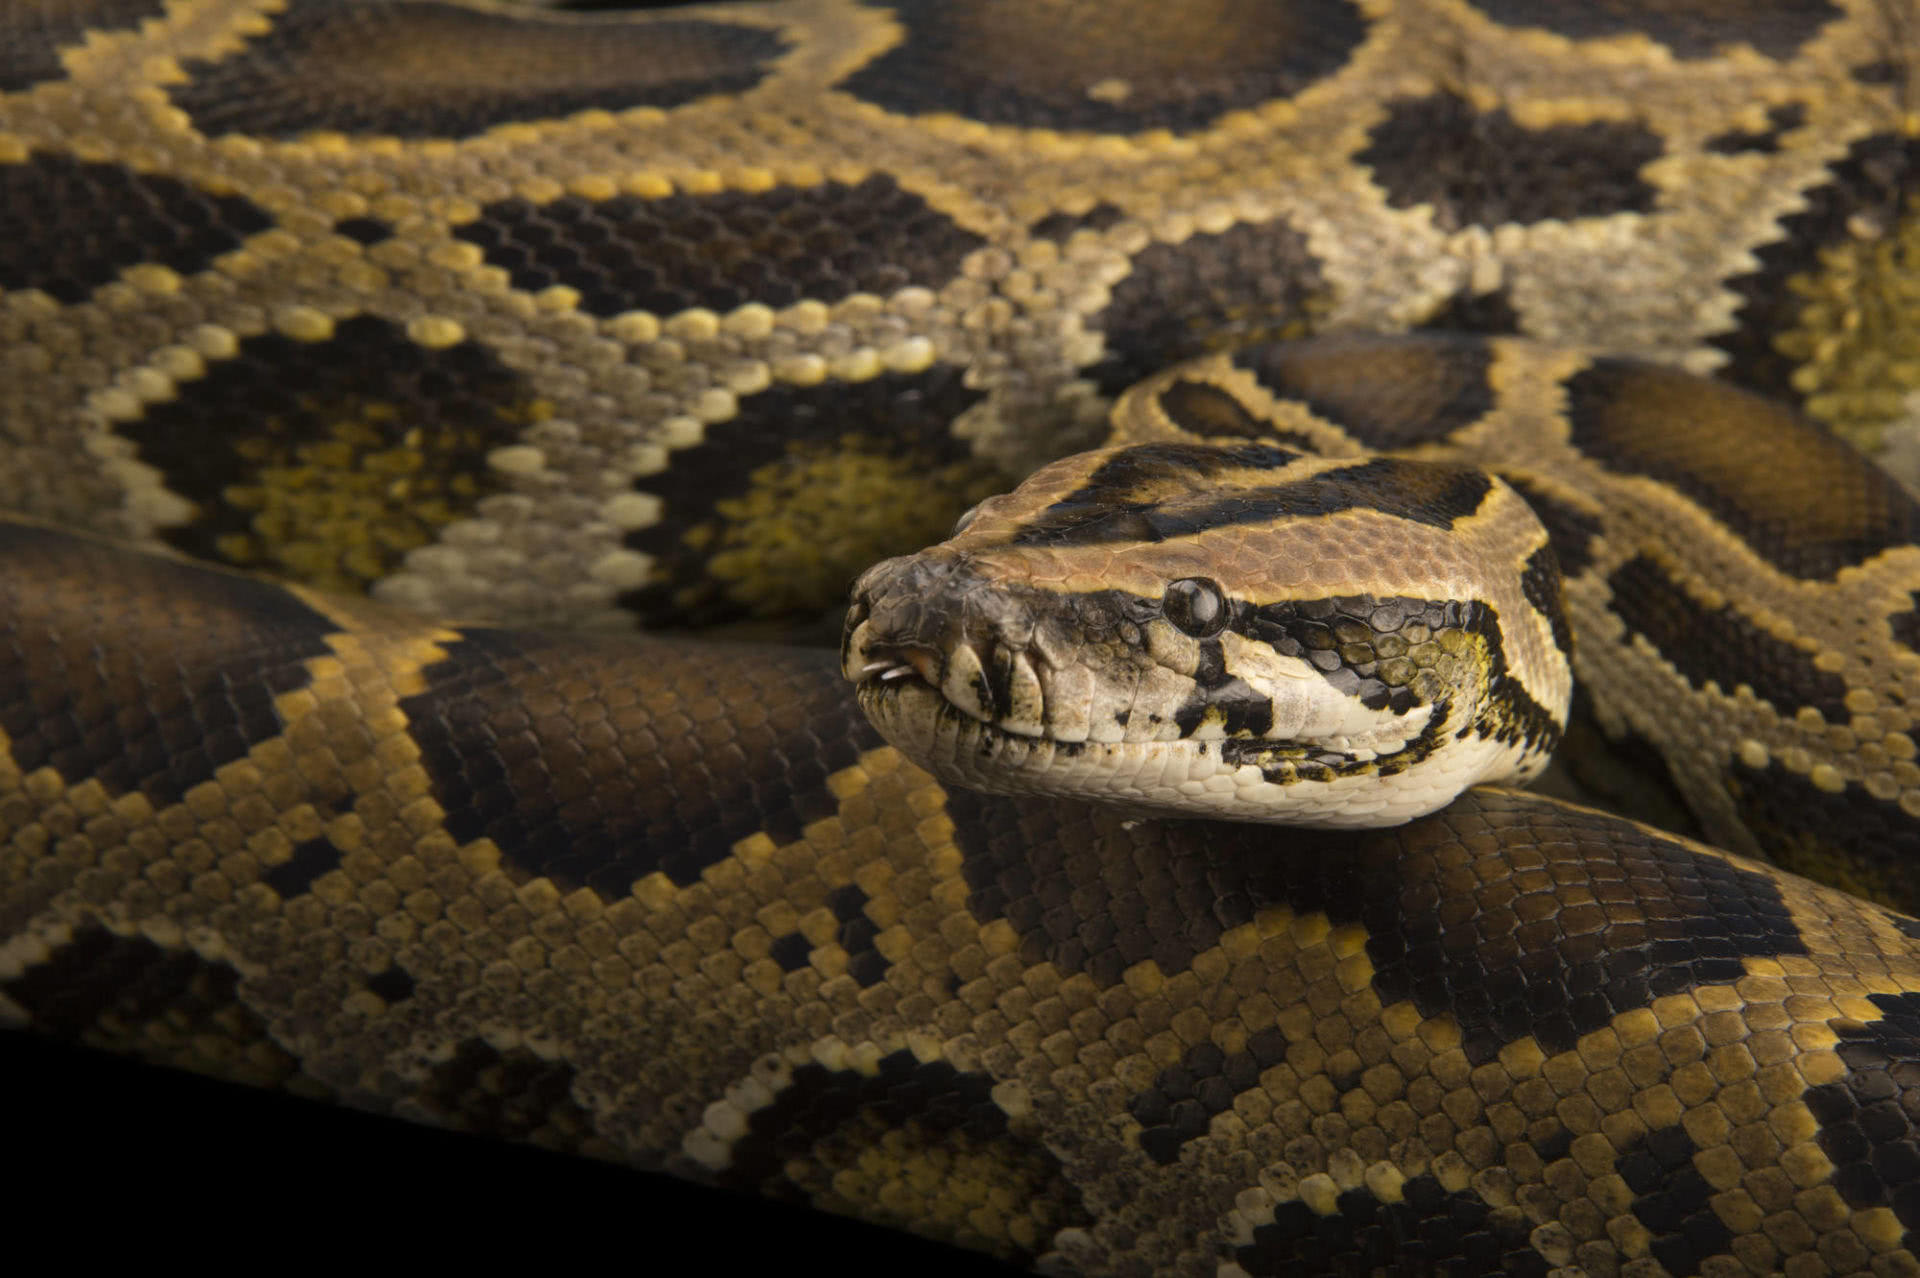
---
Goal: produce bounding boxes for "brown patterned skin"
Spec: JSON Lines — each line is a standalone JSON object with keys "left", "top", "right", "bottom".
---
{"left": 11, "top": 518, "right": 1920, "bottom": 1278}
{"left": 3, "top": 0, "right": 1918, "bottom": 628}
{"left": 11, "top": 1, "right": 1920, "bottom": 1275}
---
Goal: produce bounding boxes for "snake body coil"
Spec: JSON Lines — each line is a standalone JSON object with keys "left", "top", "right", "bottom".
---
{"left": 11, "top": 2, "right": 1920, "bottom": 1275}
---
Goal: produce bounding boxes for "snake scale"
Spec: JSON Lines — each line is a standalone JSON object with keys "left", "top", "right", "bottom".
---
{"left": 14, "top": 0, "right": 1920, "bottom": 1273}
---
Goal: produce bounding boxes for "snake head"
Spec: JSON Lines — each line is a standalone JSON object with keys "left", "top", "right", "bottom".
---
{"left": 843, "top": 440, "right": 1573, "bottom": 827}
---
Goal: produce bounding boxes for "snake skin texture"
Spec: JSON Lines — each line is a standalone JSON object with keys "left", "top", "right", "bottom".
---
{"left": 13, "top": 1, "right": 1920, "bottom": 1275}
{"left": 15, "top": 519, "right": 1920, "bottom": 1278}
{"left": 5, "top": 0, "right": 1920, "bottom": 626}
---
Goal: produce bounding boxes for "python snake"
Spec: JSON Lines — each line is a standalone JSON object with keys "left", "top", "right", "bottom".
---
{"left": 12, "top": 1, "right": 1920, "bottom": 1273}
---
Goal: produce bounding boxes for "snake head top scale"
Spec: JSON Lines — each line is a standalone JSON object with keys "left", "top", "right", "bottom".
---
{"left": 844, "top": 439, "right": 1576, "bottom": 827}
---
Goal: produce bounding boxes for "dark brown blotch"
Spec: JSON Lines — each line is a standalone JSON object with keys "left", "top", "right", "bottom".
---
{"left": 1805, "top": 992, "right": 1920, "bottom": 1257}
{"left": 1704, "top": 103, "right": 1807, "bottom": 155}
{"left": 1891, "top": 591, "right": 1920, "bottom": 655}
{"left": 1229, "top": 334, "right": 1497, "bottom": 450}
{"left": 1519, "top": 544, "right": 1574, "bottom": 661}
{"left": 419, "top": 1038, "right": 593, "bottom": 1150}
{"left": 1029, "top": 203, "right": 1124, "bottom": 242}
{"left": 1501, "top": 477, "right": 1604, "bottom": 577}
{"left": 1419, "top": 286, "right": 1522, "bottom": 335}
{"left": 619, "top": 367, "right": 989, "bottom": 629}
{"left": 1608, "top": 554, "right": 1849, "bottom": 722}
{"left": 1712, "top": 133, "right": 1920, "bottom": 405}
{"left": 1359, "top": 92, "right": 1662, "bottom": 230}
{"left": 169, "top": 0, "right": 786, "bottom": 138}
{"left": 1566, "top": 359, "right": 1920, "bottom": 578}
{"left": 1731, "top": 760, "right": 1920, "bottom": 911}
{"left": 1230, "top": 1169, "right": 1541, "bottom": 1272}
{"left": 0, "top": 151, "right": 271, "bottom": 304}
{"left": 0, "top": 521, "right": 335, "bottom": 808}
{"left": 1612, "top": 1126, "right": 1736, "bottom": 1274}
{"left": 454, "top": 175, "right": 986, "bottom": 318}
{"left": 1464, "top": 0, "right": 1842, "bottom": 59}
{"left": 1087, "top": 218, "right": 1327, "bottom": 394}
{"left": 1010, "top": 453, "right": 1492, "bottom": 547}
{"left": 113, "top": 314, "right": 526, "bottom": 593}
{"left": 835, "top": 0, "right": 1368, "bottom": 135}
{"left": 261, "top": 835, "right": 345, "bottom": 900}
{"left": 1, "top": 924, "right": 306, "bottom": 1088}
{"left": 397, "top": 631, "right": 875, "bottom": 896}
{"left": 945, "top": 789, "right": 1804, "bottom": 1067}
{"left": 0, "top": 0, "right": 166, "bottom": 90}
{"left": 715, "top": 1047, "right": 1092, "bottom": 1266}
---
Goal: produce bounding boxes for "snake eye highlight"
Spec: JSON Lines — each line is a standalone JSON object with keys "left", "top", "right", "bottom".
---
{"left": 1163, "top": 577, "right": 1227, "bottom": 637}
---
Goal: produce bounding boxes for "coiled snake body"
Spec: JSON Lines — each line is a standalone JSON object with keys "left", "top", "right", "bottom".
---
{"left": 11, "top": 2, "right": 1920, "bottom": 1274}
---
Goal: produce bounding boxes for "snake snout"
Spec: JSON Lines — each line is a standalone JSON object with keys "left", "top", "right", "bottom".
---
{"left": 843, "top": 553, "right": 1052, "bottom": 731}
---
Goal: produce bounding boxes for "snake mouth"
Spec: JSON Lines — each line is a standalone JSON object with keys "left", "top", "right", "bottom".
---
{"left": 850, "top": 669, "right": 1477, "bottom": 828}
{"left": 843, "top": 555, "right": 1074, "bottom": 742}
{"left": 855, "top": 646, "right": 942, "bottom": 690}
{"left": 846, "top": 612, "right": 1532, "bottom": 827}
{"left": 851, "top": 637, "right": 1061, "bottom": 741}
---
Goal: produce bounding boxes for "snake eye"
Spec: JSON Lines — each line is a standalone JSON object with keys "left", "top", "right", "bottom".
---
{"left": 1163, "top": 577, "right": 1227, "bottom": 638}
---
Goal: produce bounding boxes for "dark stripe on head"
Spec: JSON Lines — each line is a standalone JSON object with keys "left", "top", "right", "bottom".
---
{"left": 1221, "top": 691, "right": 1459, "bottom": 783}
{"left": 1084, "top": 441, "right": 1306, "bottom": 487}
{"left": 1566, "top": 359, "right": 1920, "bottom": 579}
{"left": 1229, "top": 334, "right": 1496, "bottom": 449}
{"left": 1013, "top": 455, "right": 1492, "bottom": 546}
{"left": 1608, "top": 555, "right": 1849, "bottom": 722}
